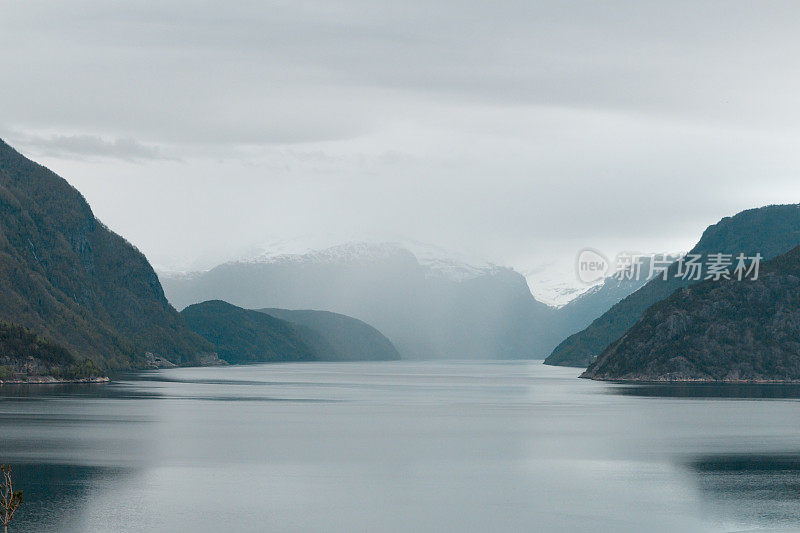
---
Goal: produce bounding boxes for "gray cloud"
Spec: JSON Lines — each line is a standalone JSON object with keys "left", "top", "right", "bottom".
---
{"left": 1, "top": 1, "right": 799, "bottom": 292}
{"left": 11, "top": 133, "right": 171, "bottom": 162}
{"left": 4, "top": 1, "right": 800, "bottom": 144}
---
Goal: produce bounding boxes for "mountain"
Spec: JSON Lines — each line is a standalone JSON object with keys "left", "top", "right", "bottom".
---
{"left": 526, "top": 276, "right": 595, "bottom": 308}
{"left": 545, "top": 204, "right": 800, "bottom": 367}
{"left": 582, "top": 245, "right": 800, "bottom": 382}
{"left": 161, "top": 243, "right": 563, "bottom": 359}
{"left": 258, "top": 308, "right": 400, "bottom": 361}
{"left": 0, "top": 139, "right": 216, "bottom": 373}
{"left": 554, "top": 255, "right": 673, "bottom": 337}
{"left": 0, "top": 322, "right": 102, "bottom": 381}
{"left": 181, "top": 300, "right": 319, "bottom": 363}
{"left": 181, "top": 300, "right": 401, "bottom": 363}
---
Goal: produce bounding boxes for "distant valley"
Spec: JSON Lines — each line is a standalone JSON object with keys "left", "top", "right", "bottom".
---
{"left": 2, "top": 137, "right": 799, "bottom": 384}
{"left": 160, "top": 243, "right": 652, "bottom": 360}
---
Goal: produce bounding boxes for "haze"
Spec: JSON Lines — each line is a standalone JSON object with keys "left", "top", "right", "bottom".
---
{"left": 3, "top": 0, "right": 800, "bottom": 289}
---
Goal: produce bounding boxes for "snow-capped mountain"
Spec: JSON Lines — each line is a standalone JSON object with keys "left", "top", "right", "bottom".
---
{"left": 523, "top": 252, "right": 682, "bottom": 309}
{"left": 160, "top": 242, "right": 564, "bottom": 360}
{"left": 525, "top": 276, "right": 597, "bottom": 308}
{"left": 244, "top": 241, "right": 505, "bottom": 282}
{"left": 159, "top": 242, "right": 673, "bottom": 360}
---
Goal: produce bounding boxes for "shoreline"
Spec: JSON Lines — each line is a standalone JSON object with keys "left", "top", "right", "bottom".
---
{"left": 10, "top": 369, "right": 800, "bottom": 386}
{"left": 0, "top": 376, "right": 110, "bottom": 385}
{"left": 587, "top": 376, "right": 800, "bottom": 384}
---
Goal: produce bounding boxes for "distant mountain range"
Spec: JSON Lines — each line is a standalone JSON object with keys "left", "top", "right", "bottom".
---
{"left": 546, "top": 204, "right": 800, "bottom": 368}
{"left": 0, "top": 139, "right": 217, "bottom": 379}
{"left": 181, "top": 300, "right": 400, "bottom": 363}
{"left": 161, "top": 242, "right": 659, "bottom": 360}
{"left": 161, "top": 243, "right": 558, "bottom": 359}
{"left": 6, "top": 134, "right": 799, "bottom": 382}
{"left": 0, "top": 137, "right": 649, "bottom": 375}
{"left": 583, "top": 245, "right": 800, "bottom": 382}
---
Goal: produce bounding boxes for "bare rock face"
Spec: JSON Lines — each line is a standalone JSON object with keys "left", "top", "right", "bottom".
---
{"left": 145, "top": 352, "right": 178, "bottom": 369}
{"left": 582, "top": 246, "right": 800, "bottom": 382}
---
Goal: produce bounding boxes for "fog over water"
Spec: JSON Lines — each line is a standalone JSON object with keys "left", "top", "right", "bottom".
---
{"left": 2, "top": 361, "right": 800, "bottom": 532}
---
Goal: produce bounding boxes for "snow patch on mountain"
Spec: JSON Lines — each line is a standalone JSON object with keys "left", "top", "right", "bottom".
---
{"left": 520, "top": 255, "right": 596, "bottom": 307}
{"left": 525, "top": 277, "right": 597, "bottom": 308}
{"left": 249, "top": 242, "right": 410, "bottom": 265}
{"left": 234, "top": 240, "right": 507, "bottom": 283}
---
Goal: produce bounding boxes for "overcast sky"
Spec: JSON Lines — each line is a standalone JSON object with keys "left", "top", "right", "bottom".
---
{"left": 2, "top": 1, "right": 800, "bottom": 294}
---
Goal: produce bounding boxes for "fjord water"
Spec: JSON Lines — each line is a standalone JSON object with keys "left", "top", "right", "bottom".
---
{"left": 2, "top": 362, "right": 800, "bottom": 532}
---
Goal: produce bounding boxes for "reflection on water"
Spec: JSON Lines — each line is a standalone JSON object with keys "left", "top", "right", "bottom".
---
{"left": 11, "top": 464, "right": 129, "bottom": 533}
{"left": 0, "top": 361, "right": 799, "bottom": 532}
{"left": 687, "top": 454, "right": 800, "bottom": 528}
{"left": 611, "top": 382, "right": 800, "bottom": 399}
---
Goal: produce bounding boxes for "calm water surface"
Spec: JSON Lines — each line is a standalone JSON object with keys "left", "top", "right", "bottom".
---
{"left": 1, "top": 361, "right": 800, "bottom": 532}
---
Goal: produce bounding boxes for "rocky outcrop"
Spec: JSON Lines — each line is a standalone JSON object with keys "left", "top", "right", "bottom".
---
{"left": 546, "top": 204, "right": 800, "bottom": 367}
{"left": 582, "top": 246, "right": 800, "bottom": 382}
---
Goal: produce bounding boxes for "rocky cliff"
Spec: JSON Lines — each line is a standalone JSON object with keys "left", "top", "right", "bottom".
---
{"left": 582, "top": 246, "right": 800, "bottom": 382}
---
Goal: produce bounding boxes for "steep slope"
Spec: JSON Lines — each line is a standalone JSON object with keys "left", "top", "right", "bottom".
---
{"left": 0, "top": 139, "right": 215, "bottom": 370}
{"left": 181, "top": 300, "right": 319, "bottom": 363}
{"left": 161, "top": 243, "right": 562, "bottom": 359}
{"left": 0, "top": 322, "right": 102, "bottom": 381}
{"left": 554, "top": 255, "right": 673, "bottom": 338}
{"left": 545, "top": 204, "right": 800, "bottom": 367}
{"left": 258, "top": 308, "right": 400, "bottom": 361}
{"left": 582, "top": 246, "right": 800, "bottom": 382}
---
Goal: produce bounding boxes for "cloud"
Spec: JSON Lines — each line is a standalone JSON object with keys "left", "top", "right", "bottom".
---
{"left": 3, "top": 1, "right": 800, "bottom": 147}
{"left": 2, "top": 0, "right": 800, "bottom": 290}
{"left": 9, "top": 132, "right": 172, "bottom": 162}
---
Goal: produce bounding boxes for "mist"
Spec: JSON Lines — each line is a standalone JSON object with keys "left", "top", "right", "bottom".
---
{"left": 3, "top": 1, "right": 800, "bottom": 290}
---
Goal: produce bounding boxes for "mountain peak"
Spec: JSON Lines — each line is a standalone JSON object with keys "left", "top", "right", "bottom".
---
{"left": 240, "top": 240, "right": 506, "bottom": 283}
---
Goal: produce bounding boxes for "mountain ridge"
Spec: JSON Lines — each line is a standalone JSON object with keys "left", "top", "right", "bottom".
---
{"left": 257, "top": 307, "right": 400, "bottom": 361}
{"left": 582, "top": 245, "right": 800, "bottom": 382}
{"left": 545, "top": 204, "right": 800, "bottom": 367}
{"left": 181, "top": 300, "right": 401, "bottom": 363}
{"left": 160, "top": 243, "right": 564, "bottom": 359}
{"left": 0, "top": 139, "right": 217, "bottom": 373}
{"left": 181, "top": 300, "right": 320, "bottom": 363}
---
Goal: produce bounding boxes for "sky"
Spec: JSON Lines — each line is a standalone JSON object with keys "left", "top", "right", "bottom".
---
{"left": 2, "top": 1, "right": 800, "bottom": 300}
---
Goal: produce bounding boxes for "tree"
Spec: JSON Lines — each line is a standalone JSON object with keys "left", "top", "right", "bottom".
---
{"left": 0, "top": 465, "right": 22, "bottom": 533}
